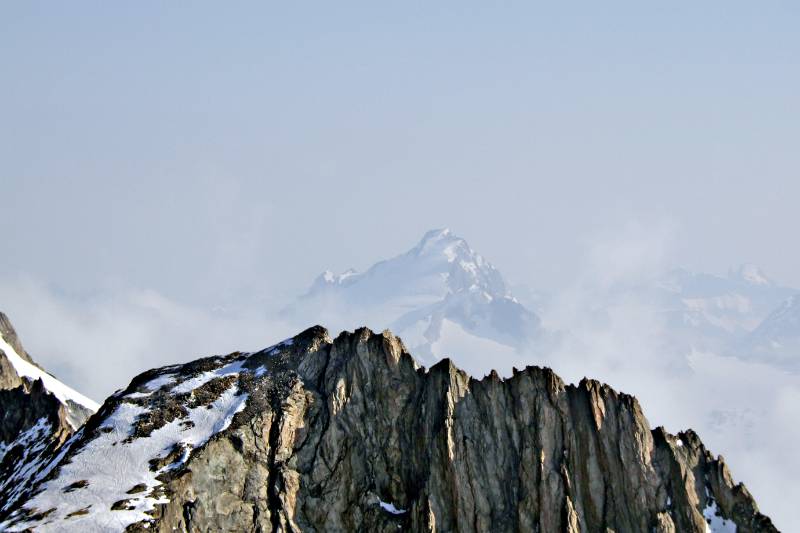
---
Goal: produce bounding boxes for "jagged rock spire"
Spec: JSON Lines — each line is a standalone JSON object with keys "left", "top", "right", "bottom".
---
{"left": 1, "top": 327, "right": 776, "bottom": 532}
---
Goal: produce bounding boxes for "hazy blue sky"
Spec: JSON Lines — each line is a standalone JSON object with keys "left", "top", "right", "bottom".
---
{"left": 2, "top": 2, "right": 799, "bottom": 304}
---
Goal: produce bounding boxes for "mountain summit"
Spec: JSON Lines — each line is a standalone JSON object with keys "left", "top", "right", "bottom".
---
{"left": 306, "top": 228, "right": 511, "bottom": 311}
{"left": 0, "top": 327, "right": 775, "bottom": 532}
{"left": 285, "top": 229, "right": 540, "bottom": 371}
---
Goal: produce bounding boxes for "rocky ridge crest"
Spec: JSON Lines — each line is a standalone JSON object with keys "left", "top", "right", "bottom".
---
{"left": 1, "top": 326, "right": 777, "bottom": 532}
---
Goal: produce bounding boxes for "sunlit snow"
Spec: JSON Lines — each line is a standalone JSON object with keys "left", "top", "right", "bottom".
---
{"left": 0, "top": 335, "right": 99, "bottom": 411}
{"left": 379, "top": 500, "right": 407, "bottom": 515}
{"left": 704, "top": 498, "right": 737, "bottom": 532}
{"left": 5, "top": 357, "right": 254, "bottom": 532}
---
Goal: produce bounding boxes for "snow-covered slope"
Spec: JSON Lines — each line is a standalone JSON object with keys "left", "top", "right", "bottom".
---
{"left": 284, "top": 229, "right": 540, "bottom": 370}
{"left": 739, "top": 294, "right": 800, "bottom": 369}
{"left": 573, "top": 265, "right": 800, "bottom": 359}
{"left": 0, "top": 337, "right": 291, "bottom": 532}
{"left": 0, "top": 379, "right": 78, "bottom": 517}
{"left": 655, "top": 265, "right": 796, "bottom": 342}
{"left": 0, "top": 311, "right": 100, "bottom": 515}
{"left": 645, "top": 266, "right": 800, "bottom": 372}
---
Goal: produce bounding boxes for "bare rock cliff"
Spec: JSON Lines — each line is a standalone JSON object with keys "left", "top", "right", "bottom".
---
{"left": 1, "top": 326, "right": 777, "bottom": 532}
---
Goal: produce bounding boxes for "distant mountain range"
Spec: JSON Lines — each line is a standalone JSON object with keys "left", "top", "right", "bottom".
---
{"left": 285, "top": 229, "right": 800, "bottom": 375}
{"left": 629, "top": 264, "right": 799, "bottom": 370}
{"left": 653, "top": 265, "right": 797, "bottom": 348}
{"left": 739, "top": 294, "right": 800, "bottom": 369}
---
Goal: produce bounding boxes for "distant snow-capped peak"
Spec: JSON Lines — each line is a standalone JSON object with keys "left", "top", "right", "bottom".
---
{"left": 307, "top": 228, "right": 508, "bottom": 302}
{"left": 286, "top": 229, "right": 539, "bottom": 367}
{"left": 413, "top": 228, "right": 466, "bottom": 261}
{"left": 413, "top": 228, "right": 507, "bottom": 296}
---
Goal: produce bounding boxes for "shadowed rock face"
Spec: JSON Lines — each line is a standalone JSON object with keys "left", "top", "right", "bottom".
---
{"left": 0, "top": 379, "right": 76, "bottom": 507}
{"left": 0, "top": 312, "right": 35, "bottom": 390}
{"left": 0, "top": 379, "right": 71, "bottom": 446}
{"left": 2, "top": 327, "right": 777, "bottom": 532}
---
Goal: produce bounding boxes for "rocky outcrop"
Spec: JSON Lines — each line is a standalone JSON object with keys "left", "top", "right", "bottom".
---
{"left": 0, "top": 312, "right": 35, "bottom": 366}
{"left": 0, "top": 378, "right": 73, "bottom": 447}
{"left": 0, "top": 379, "right": 77, "bottom": 510}
{"left": 0, "top": 312, "right": 97, "bottom": 518}
{"left": 1, "top": 327, "right": 777, "bottom": 532}
{"left": 0, "top": 312, "right": 96, "bottom": 426}
{"left": 0, "top": 312, "right": 32, "bottom": 390}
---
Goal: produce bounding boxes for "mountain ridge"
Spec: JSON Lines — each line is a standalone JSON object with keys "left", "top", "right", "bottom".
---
{"left": 0, "top": 325, "right": 776, "bottom": 532}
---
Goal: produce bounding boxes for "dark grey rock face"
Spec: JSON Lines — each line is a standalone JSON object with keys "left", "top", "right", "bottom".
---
{"left": 2, "top": 327, "right": 778, "bottom": 532}
{"left": 0, "top": 379, "right": 75, "bottom": 510}
{"left": 0, "top": 379, "right": 68, "bottom": 446}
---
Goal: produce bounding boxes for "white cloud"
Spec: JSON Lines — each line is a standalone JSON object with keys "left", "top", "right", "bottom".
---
{"left": 0, "top": 275, "right": 295, "bottom": 401}
{"left": 582, "top": 219, "right": 678, "bottom": 289}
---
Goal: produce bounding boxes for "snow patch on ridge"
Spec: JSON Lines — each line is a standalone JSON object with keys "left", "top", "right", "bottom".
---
{"left": 169, "top": 360, "right": 247, "bottom": 395}
{"left": 704, "top": 500, "right": 737, "bottom": 532}
{"left": 703, "top": 489, "right": 737, "bottom": 533}
{"left": 0, "top": 335, "right": 99, "bottom": 412}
